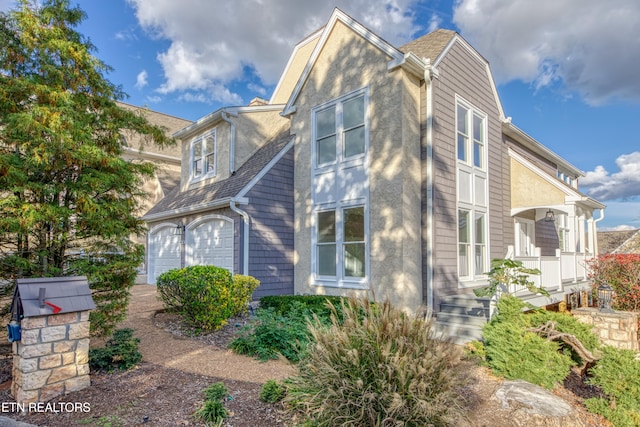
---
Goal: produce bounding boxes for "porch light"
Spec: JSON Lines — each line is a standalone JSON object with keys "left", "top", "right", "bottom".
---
{"left": 174, "top": 224, "right": 185, "bottom": 236}
{"left": 597, "top": 282, "right": 614, "bottom": 313}
{"left": 544, "top": 209, "right": 555, "bottom": 222}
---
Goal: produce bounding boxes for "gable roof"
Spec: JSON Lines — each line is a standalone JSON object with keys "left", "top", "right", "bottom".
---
{"left": 598, "top": 229, "right": 640, "bottom": 254}
{"left": 281, "top": 7, "right": 428, "bottom": 116}
{"left": 398, "top": 29, "right": 456, "bottom": 62}
{"left": 143, "top": 127, "right": 293, "bottom": 221}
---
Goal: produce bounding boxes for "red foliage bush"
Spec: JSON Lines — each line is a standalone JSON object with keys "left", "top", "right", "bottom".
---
{"left": 587, "top": 254, "right": 640, "bottom": 312}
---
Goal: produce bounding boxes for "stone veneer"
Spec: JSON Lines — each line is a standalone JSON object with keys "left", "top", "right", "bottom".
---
{"left": 12, "top": 310, "right": 91, "bottom": 404}
{"left": 572, "top": 308, "right": 639, "bottom": 351}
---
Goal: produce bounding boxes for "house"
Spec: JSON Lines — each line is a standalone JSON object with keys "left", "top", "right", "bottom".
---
{"left": 598, "top": 229, "right": 640, "bottom": 254}
{"left": 116, "top": 102, "right": 192, "bottom": 283}
{"left": 142, "top": 8, "right": 605, "bottom": 339}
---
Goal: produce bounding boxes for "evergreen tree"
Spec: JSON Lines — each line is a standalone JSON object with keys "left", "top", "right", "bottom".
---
{"left": 0, "top": 0, "right": 174, "bottom": 335}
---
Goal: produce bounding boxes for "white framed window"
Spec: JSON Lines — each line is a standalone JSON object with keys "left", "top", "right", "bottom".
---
{"left": 557, "top": 213, "right": 571, "bottom": 252}
{"left": 191, "top": 129, "right": 216, "bottom": 180}
{"left": 456, "top": 97, "right": 488, "bottom": 281}
{"left": 315, "top": 204, "right": 367, "bottom": 285}
{"left": 313, "top": 90, "right": 366, "bottom": 168}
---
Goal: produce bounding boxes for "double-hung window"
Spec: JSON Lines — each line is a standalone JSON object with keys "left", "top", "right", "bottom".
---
{"left": 316, "top": 206, "right": 366, "bottom": 281}
{"left": 456, "top": 98, "right": 488, "bottom": 281}
{"left": 312, "top": 88, "right": 369, "bottom": 287}
{"left": 315, "top": 93, "right": 365, "bottom": 167}
{"left": 192, "top": 130, "right": 216, "bottom": 180}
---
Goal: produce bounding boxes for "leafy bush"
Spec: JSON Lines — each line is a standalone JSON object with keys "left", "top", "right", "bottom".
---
{"left": 89, "top": 328, "right": 142, "bottom": 372}
{"left": 480, "top": 295, "right": 601, "bottom": 389}
{"left": 585, "top": 346, "right": 640, "bottom": 427}
{"left": 195, "top": 382, "right": 229, "bottom": 426}
{"left": 230, "top": 303, "right": 311, "bottom": 362}
{"left": 260, "top": 379, "right": 286, "bottom": 403}
{"left": 285, "top": 297, "right": 470, "bottom": 426}
{"left": 156, "top": 266, "right": 259, "bottom": 331}
{"left": 204, "top": 382, "right": 230, "bottom": 402}
{"left": 587, "top": 254, "right": 640, "bottom": 312}
{"left": 230, "top": 295, "right": 349, "bottom": 362}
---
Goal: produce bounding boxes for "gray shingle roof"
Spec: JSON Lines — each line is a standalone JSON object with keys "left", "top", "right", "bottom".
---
{"left": 398, "top": 29, "right": 456, "bottom": 62}
{"left": 144, "top": 128, "right": 292, "bottom": 217}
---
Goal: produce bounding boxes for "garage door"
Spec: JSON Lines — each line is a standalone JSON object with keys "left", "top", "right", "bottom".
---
{"left": 187, "top": 218, "right": 234, "bottom": 272}
{"left": 148, "top": 225, "right": 182, "bottom": 284}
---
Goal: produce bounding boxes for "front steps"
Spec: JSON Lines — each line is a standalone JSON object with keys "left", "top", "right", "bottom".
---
{"left": 434, "top": 294, "right": 492, "bottom": 345}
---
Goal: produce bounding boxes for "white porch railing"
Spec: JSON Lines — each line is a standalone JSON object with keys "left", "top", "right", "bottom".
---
{"left": 510, "top": 247, "right": 593, "bottom": 295}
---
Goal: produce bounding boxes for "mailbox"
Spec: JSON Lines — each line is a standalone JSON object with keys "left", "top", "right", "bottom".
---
{"left": 8, "top": 276, "right": 95, "bottom": 342}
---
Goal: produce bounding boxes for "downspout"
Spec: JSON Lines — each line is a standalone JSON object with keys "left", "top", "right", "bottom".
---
{"left": 230, "top": 199, "right": 249, "bottom": 275}
{"left": 221, "top": 111, "right": 236, "bottom": 175}
{"left": 592, "top": 208, "right": 605, "bottom": 255}
{"left": 424, "top": 63, "right": 437, "bottom": 310}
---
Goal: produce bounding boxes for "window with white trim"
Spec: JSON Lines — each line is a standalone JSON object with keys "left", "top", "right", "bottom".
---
{"left": 515, "top": 218, "right": 536, "bottom": 256}
{"left": 557, "top": 213, "right": 571, "bottom": 252}
{"left": 191, "top": 129, "right": 216, "bottom": 179}
{"left": 456, "top": 99, "right": 488, "bottom": 280}
{"left": 312, "top": 88, "right": 369, "bottom": 287}
{"left": 315, "top": 93, "right": 365, "bottom": 167}
{"left": 316, "top": 205, "right": 366, "bottom": 281}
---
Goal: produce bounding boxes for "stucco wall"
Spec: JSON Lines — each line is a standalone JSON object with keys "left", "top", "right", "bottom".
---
{"left": 291, "top": 21, "right": 423, "bottom": 312}
{"left": 233, "top": 111, "right": 289, "bottom": 170}
{"left": 511, "top": 157, "right": 565, "bottom": 207}
{"left": 271, "top": 35, "right": 320, "bottom": 105}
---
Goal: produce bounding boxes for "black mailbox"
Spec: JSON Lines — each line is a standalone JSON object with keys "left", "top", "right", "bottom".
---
{"left": 8, "top": 276, "right": 95, "bottom": 342}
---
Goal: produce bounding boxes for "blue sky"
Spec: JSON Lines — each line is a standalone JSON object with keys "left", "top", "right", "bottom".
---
{"left": 2, "top": 0, "right": 640, "bottom": 230}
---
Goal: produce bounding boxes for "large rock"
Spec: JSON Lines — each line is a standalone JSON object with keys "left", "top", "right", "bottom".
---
{"left": 492, "top": 380, "right": 585, "bottom": 427}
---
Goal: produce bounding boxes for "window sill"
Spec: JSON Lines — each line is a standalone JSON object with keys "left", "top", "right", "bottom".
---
{"left": 189, "top": 173, "right": 217, "bottom": 185}
{"left": 312, "top": 278, "right": 368, "bottom": 290}
{"left": 459, "top": 276, "right": 488, "bottom": 289}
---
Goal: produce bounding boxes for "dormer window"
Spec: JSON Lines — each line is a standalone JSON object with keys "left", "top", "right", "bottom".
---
{"left": 192, "top": 130, "right": 216, "bottom": 179}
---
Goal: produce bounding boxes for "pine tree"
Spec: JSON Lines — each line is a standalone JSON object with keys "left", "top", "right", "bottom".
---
{"left": 0, "top": 0, "right": 174, "bottom": 335}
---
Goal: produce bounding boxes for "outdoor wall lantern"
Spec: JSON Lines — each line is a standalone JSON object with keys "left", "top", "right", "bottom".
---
{"left": 597, "top": 282, "right": 615, "bottom": 313}
{"left": 544, "top": 209, "right": 555, "bottom": 222}
{"left": 174, "top": 224, "right": 185, "bottom": 236}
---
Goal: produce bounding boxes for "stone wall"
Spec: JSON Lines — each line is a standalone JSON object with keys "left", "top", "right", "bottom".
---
{"left": 572, "top": 308, "right": 639, "bottom": 351}
{"left": 12, "top": 310, "right": 91, "bottom": 404}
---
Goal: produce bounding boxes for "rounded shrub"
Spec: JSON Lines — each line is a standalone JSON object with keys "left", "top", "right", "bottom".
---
{"left": 156, "top": 266, "right": 259, "bottom": 331}
{"left": 285, "top": 297, "right": 470, "bottom": 426}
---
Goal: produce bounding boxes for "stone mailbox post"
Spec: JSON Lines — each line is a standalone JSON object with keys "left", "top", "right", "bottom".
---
{"left": 10, "top": 276, "right": 95, "bottom": 404}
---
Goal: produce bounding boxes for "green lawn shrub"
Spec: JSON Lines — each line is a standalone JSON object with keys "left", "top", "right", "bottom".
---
{"left": 585, "top": 346, "right": 640, "bottom": 427}
{"left": 89, "top": 328, "right": 142, "bottom": 372}
{"left": 195, "top": 382, "right": 229, "bottom": 425}
{"left": 260, "top": 379, "right": 286, "bottom": 403}
{"left": 480, "top": 295, "right": 601, "bottom": 389}
{"left": 230, "top": 295, "right": 348, "bottom": 362}
{"left": 156, "top": 266, "right": 259, "bottom": 332}
{"left": 285, "top": 297, "right": 470, "bottom": 426}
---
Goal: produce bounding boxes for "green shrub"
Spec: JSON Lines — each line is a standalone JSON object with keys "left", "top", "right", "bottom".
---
{"left": 480, "top": 295, "right": 601, "bottom": 389}
{"left": 585, "top": 346, "right": 640, "bottom": 427}
{"left": 230, "top": 303, "right": 310, "bottom": 362}
{"left": 230, "top": 296, "right": 350, "bottom": 362}
{"left": 156, "top": 266, "right": 260, "bottom": 332}
{"left": 204, "top": 382, "right": 229, "bottom": 402}
{"left": 195, "top": 382, "right": 230, "bottom": 426}
{"left": 89, "top": 328, "right": 142, "bottom": 372}
{"left": 285, "top": 297, "right": 470, "bottom": 426}
{"left": 260, "top": 379, "right": 286, "bottom": 403}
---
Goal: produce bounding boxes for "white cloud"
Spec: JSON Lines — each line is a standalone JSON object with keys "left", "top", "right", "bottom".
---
{"left": 126, "top": 0, "right": 422, "bottom": 102}
{"left": 247, "top": 83, "right": 267, "bottom": 97}
{"left": 581, "top": 152, "right": 640, "bottom": 200}
{"left": 453, "top": 0, "right": 640, "bottom": 105}
{"left": 599, "top": 224, "right": 638, "bottom": 232}
{"left": 135, "top": 70, "right": 148, "bottom": 89}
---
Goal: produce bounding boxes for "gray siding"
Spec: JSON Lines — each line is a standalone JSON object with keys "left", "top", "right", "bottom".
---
{"left": 245, "top": 145, "right": 295, "bottom": 298}
{"left": 505, "top": 136, "right": 557, "bottom": 177}
{"left": 430, "top": 40, "right": 507, "bottom": 307}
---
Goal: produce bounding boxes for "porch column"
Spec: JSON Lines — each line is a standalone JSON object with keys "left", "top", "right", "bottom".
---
{"left": 577, "top": 213, "right": 586, "bottom": 253}
{"left": 587, "top": 216, "right": 595, "bottom": 255}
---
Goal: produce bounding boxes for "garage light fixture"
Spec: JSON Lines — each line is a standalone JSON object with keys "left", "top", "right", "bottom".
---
{"left": 174, "top": 224, "right": 185, "bottom": 236}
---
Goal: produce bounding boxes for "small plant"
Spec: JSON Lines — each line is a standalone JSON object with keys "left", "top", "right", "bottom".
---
{"left": 204, "top": 382, "right": 229, "bottom": 402}
{"left": 260, "top": 379, "right": 286, "bottom": 403}
{"left": 474, "top": 258, "right": 547, "bottom": 298}
{"left": 156, "top": 266, "right": 259, "bottom": 332}
{"left": 285, "top": 297, "right": 470, "bottom": 426}
{"left": 89, "top": 328, "right": 142, "bottom": 372}
{"left": 195, "top": 382, "right": 230, "bottom": 426}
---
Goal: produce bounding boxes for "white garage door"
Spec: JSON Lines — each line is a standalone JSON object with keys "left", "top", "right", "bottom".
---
{"left": 148, "top": 225, "right": 182, "bottom": 284}
{"left": 187, "top": 219, "right": 234, "bottom": 272}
